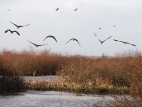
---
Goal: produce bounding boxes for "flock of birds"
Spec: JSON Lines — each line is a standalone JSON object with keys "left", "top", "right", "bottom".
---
{"left": 5, "top": 8, "right": 136, "bottom": 48}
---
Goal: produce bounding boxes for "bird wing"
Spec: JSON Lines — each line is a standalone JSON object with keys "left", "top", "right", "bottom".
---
{"left": 13, "top": 31, "right": 20, "bottom": 35}
{"left": 124, "top": 42, "right": 135, "bottom": 46}
{"left": 24, "top": 24, "right": 30, "bottom": 26}
{"left": 75, "top": 39, "right": 81, "bottom": 46}
{"left": 94, "top": 33, "right": 102, "bottom": 43}
{"left": 9, "top": 21, "right": 18, "bottom": 27}
{"left": 113, "top": 39, "right": 135, "bottom": 46}
{"left": 113, "top": 39, "right": 122, "bottom": 42}
{"left": 21, "top": 24, "right": 30, "bottom": 27}
{"left": 43, "top": 36, "right": 48, "bottom": 41}
{"left": 65, "top": 39, "right": 72, "bottom": 44}
{"left": 103, "top": 36, "right": 112, "bottom": 42}
{"left": 5, "top": 29, "right": 10, "bottom": 33}
{"left": 130, "top": 43, "right": 136, "bottom": 46}
{"left": 38, "top": 44, "right": 48, "bottom": 46}
{"left": 51, "top": 36, "right": 57, "bottom": 42}
{"left": 27, "top": 40, "right": 37, "bottom": 46}
{"left": 43, "top": 36, "right": 57, "bottom": 42}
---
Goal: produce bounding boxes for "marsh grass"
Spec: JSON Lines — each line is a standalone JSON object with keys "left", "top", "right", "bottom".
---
{"left": 24, "top": 76, "right": 129, "bottom": 94}
{"left": 0, "top": 48, "right": 142, "bottom": 100}
{"left": 0, "top": 48, "right": 65, "bottom": 76}
{"left": 57, "top": 51, "right": 142, "bottom": 99}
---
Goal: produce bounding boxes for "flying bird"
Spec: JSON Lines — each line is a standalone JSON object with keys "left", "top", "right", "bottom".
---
{"left": 66, "top": 38, "right": 81, "bottom": 46}
{"left": 8, "top": 9, "right": 10, "bottom": 11}
{"left": 94, "top": 33, "right": 112, "bottom": 45}
{"left": 5, "top": 29, "right": 20, "bottom": 35}
{"left": 56, "top": 8, "right": 59, "bottom": 11}
{"left": 43, "top": 35, "right": 57, "bottom": 42}
{"left": 113, "top": 39, "right": 136, "bottom": 46}
{"left": 9, "top": 21, "right": 30, "bottom": 29}
{"left": 99, "top": 28, "right": 101, "bottom": 30}
{"left": 27, "top": 40, "right": 48, "bottom": 47}
{"left": 114, "top": 25, "right": 116, "bottom": 27}
{"left": 74, "top": 8, "right": 78, "bottom": 11}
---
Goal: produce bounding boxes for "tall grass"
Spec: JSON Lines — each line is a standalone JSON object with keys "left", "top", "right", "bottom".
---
{"left": 0, "top": 58, "right": 26, "bottom": 93}
{"left": 0, "top": 48, "right": 66, "bottom": 76}
{"left": 0, "top": 48, "right": 142, "bottom": 99}
{"left": 57, "top": 51, "right": 142, "bottom": 98}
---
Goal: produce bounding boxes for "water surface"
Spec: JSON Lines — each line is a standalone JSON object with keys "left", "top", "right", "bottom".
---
{"left": 0, "top": 91, "right": 115, "bottom": 107}
{"left": 22, "top": 76, "right": 60, "bottom": 82}
{"left": 0, "top": 76, "right": 131, "bottom": 107}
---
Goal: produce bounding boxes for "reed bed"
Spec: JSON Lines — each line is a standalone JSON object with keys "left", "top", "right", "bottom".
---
{"left": 57, "top": 51, "right": 142, "bottom": 98}
{"left": 0, "top": 48, "right": 66, "bottom": 76}
{"left": 0, "top": 48, "right": 142, "bottom": 102}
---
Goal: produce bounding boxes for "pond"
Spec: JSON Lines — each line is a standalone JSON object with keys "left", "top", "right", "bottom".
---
{"left": 0, "top": 90, "right": 118, "bottom": 107}
{"left": 0, "top": 76, "right": 131, "bottom": 107}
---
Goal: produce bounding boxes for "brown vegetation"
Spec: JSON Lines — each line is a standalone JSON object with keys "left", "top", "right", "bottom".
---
{"left": 0, "top": 48, "right": 142, "bottom": 100}
{"left": 0, "top": 58, "right": 26, "bottom": 93}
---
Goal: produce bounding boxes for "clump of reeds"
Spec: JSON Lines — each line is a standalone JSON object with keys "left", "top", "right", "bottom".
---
{"left": 0, "top": 61, "right": 26, "bottom": 94}
{"left": 57, "top": 51, "right": 142, "bottom": 98}
{"left": 0, "top": 48, "right": 66, "bottom": 76}
{"left": 0, "top": 48, "right": 142, "bottom": 99}
{"left": 0, "top": 76, "right": 26, "bottom": 93}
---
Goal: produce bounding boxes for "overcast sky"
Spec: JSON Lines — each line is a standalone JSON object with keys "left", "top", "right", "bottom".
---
{"left": 0, "top": 0, "right": 142, "bottom": 56}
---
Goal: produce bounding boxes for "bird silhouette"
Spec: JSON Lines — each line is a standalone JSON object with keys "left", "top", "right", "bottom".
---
{"left": 56, "top": 8, "right": 59, "bottom": 11}
{"left": 99, "top": 28, "right": 101, "bottom": 30}
{"left": 27, "top": 40, "right": 48, "bottom": 47}
{"left": 113, "top": 39, "right": 136, "bottom": 46}
{"left": 94, "top": 33, "right": 112, "bottom": 45}
{"left": 5, "top": 29, "right": 20, "bottom": 35}
{"left": 66, "top": 38, "right": 81, "bottom": 46}
{"left": 9, "top": 21, "right": 30, "bottom": 29}
{"left": 74, "top": 8, "right": 78, "bottom": 11}
{"left": 8, "top": 9, "right": 10, "bottom": 11}
{"left": 43, "top": 35, "right": 57, "bottom": 42}
{"left": 114, "top": 25, "right": 116, "bottom": 27}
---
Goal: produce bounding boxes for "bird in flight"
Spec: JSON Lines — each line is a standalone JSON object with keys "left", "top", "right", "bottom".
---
{"left": 8, "top": 9, "right": 10, "bottom": 11}
{"left": 113, "top": 39, "right": 136, "bottom": 46}
{"left": 43, "top": 35, "right": 57, "bottom": 42}
{"left": 94, "top": 33, "right": 112, "bottom": 45}
{"left": 5, "top": 29, "right": 20, "bottom": 35}
{"left": 114, "top": 25, "right": 116, "bottom": 27}
{"left": 99, "top": 28, "right": 101, "bottom": 30}
{"left": 9, "top": 21, "right": 30, "bottom": 29}
{"left": 66, "top": 38, "right": 81, "bottom": 46}
{"left": 56, "top": 8, "right": 59, "bottom": 11}
{"left": 74, "top": 8, "right": 78, "bottom": 11}
{"left": 27, "top": 40, "right": 48, "bottom": 47}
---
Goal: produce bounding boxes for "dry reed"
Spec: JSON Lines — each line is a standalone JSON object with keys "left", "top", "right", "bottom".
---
{"left": 0, "top": 48, "right": 142, "bottom": 100}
